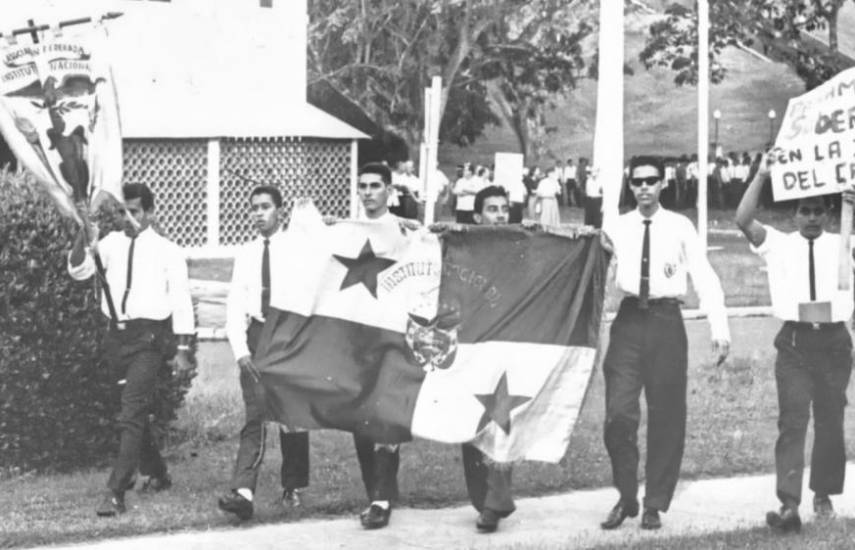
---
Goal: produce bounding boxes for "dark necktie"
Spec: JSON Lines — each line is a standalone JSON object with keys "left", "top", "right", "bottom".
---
{"left": 639, "top": 219, "right": 651, "bottom": 309}
{"left": 261, "top": 238, "right": 271, "bottom": 318}
{"left": 121, "top": 236, "right": 136, "bottom": 315}
{"left": 808, "top": 238, "right": 816, "bottom": 301}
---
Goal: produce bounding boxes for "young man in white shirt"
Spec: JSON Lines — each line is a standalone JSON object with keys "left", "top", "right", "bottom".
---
{"left": 218, "top": 186, "right": 310, "bottom": 521}
{"left": 68, "top": 184, "right": 195, "bottom": 517}
{"left": 599, "top": 156, "right": 730, "bottom": 531}
{"left": 564, "top": 158, "right": 578, "bottom": 207}
{"left": 736, "top": 152, "right": 855, "bottom": 534}
{"left": 464, "top": 185, "right": 516, "bottom": 533}
{"left": 352, "top": 162, "right": 406, "bottom": 529}
{"left": 453, "top": 163, "right": 480, "bottom": 224}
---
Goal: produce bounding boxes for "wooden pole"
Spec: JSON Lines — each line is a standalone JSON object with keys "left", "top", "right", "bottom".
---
{"left": 839, "top": 201, "right": 852, "bottom": 290}
{"left": 423, "top": 76, "right": 442, "bottom": 224}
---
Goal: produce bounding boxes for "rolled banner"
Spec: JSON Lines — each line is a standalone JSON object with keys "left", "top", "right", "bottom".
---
{"left": 0, "top": 22, "right": 123, "bottom": 225}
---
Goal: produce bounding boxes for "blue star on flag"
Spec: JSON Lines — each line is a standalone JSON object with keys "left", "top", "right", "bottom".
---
{"left": 475, "top": 372, "right": 531, "bottom": 435}
{"left": 333, "top": 239, "right": 397, "bottom": 298}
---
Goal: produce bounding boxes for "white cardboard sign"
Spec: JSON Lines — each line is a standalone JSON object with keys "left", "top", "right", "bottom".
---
{"left": 772, "top": 67, "right": 855, "bottom": 201}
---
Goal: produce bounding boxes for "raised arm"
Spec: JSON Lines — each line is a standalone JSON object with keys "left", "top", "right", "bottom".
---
{"left": 734, "top": 151, "right": 773, "bottom": 247}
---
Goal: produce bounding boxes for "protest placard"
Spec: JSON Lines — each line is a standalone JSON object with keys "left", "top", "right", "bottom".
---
{"left": 772, "top": 67, "right": 855, "bottom": 202}
{"left": 772, "top": 67, "right": 855, "bottom": 289}
{"left": 493, "top": 152, "right": 524, "bottom": 190}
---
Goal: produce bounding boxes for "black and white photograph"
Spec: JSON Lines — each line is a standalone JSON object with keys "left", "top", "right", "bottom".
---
{"left": 1, "top": 0, "right": 854, "bottom": 548}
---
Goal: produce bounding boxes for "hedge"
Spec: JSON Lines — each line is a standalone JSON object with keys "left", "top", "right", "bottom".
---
{"left": 0, "top": 170, "right": 194, "bottom": 474}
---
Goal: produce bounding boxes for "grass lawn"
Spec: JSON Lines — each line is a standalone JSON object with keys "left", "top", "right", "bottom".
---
{"left": 4, "top": 318, "right": 855, "bottom": 548}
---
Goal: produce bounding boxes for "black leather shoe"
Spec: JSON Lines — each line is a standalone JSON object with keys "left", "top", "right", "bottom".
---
{"left": 96, "top": 491, "right": 126, "bottom": 517}
{"left": 766, "top": 505, "right": 801, "bottom": 533}
{"left": 640, "top": 507, "right": 662, "bottom": 530}
{"left": 140, "top": 474, "right": 172, "bottom": 493}
{"left": 282, "top": 488, "right": 303, "bottom": 508}
{"left": 218, "top": 491, "right": 253, "bottom": 521}
{"left": 476, "top": 509, "right": 501, "bottom": 533}
{"left": 813, "top": 494, "right": 834, "bottom": 518}
{"left": 600, "top": 499, "right": 639, "bottom": 530}
{"left": 360, "top": 503, "right": 391, "bottom": 529}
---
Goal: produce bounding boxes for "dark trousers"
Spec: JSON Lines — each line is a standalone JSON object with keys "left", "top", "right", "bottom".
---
{"left": 462, "top": 443, "right": 515, "bottom": 516}
{"left": 773, "top": 322, "right": 852, "bottom": 506}
{"left": 584, "top": 196, "right": 603, "bottom": 228}
{"left": 564, "top": 179, "right": 578, "bottom": 206}
{"left": 602, "top": 298, "right": 688, "bottom": 512}
{"left": 354, "top": 434, "right": 400, "bottom": 502}
{"left": 231, "top": 320, "right": 310, "bottom": 492}
{"left": 509, "top": 202, "right": 524, "bottom": 224}
{"left": 104, "top": 319, "right": 173, "bottom": 493}
{"left": 456, "top": 210, "right": 475, "bottom": 224}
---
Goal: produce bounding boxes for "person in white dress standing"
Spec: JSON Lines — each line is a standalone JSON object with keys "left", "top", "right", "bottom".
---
{"left": 535, "top": 167, "right": 562, "bottom": 226}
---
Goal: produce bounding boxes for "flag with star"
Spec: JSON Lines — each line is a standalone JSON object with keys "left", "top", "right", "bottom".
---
{"left": 254, "top": 205, "right": 608, "bottom": 463}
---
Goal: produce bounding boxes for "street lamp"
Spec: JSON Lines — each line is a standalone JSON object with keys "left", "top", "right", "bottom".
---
{"left": 713, "top": 109, "right": 721, "bottom": 157}
{"left": 768, "top": 109, "right": 777, "bottom": 145}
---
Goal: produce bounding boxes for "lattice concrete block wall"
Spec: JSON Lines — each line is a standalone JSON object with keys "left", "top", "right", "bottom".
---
{"left": 219, "top": 137, "right": 352, "bottom": 246}
{"left": 123, "top": 139, "right": 209, "bottom": 248}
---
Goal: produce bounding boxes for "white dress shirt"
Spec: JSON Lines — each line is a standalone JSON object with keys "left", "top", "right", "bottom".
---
{"left": 68, "top": 227, "right": 195, "bottom": 335}
{"left": 563, "top": 165, "right": 577, "bottom": 181}
{"left": 751, "top": 225, "right": 854, "bottom": 322}
{"left": 454, "top": 176, "right": 482, "bottom": 212}
{"left": 536, "top": 177, "right": 561, "bottom": 198}
{"left": 226, "top": 230, "right": 291, "bottom": 360}
{"left": 506, "top": 176, "right": 528, "bottom": 203}
{"left": 604, "top": 208, "right": 730, "bottom": 341}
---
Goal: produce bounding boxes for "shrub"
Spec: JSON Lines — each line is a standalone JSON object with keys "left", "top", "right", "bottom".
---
{"left": 0, "top": 170, "right": 194, "bottom": 474}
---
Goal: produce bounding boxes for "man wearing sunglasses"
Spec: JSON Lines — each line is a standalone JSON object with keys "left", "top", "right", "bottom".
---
{"left": 599, "top": 156, "right": 730, "bottom": 531}
{"left": 736, "top": 151, "right": 855, "bottom": 534}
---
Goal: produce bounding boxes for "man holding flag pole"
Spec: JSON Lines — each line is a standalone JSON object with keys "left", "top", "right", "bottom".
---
{"left": 69, "top": 183, "right": 195, "bottom": 517}
{"left": 0, "top": 15, "right": 198, "bottom": 517}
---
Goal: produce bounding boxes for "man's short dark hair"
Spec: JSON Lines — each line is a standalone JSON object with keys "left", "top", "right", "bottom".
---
{"left": 629, "top": 155, "right": 665, "bottom": 179}
{"left": 474, "top": 185, "right": 508, "bottom": 214}
{"left": 250, "top": 185, "right": 283, "bottom": 208}
{"left": 122, "top": 183, "right": 155, "bottom": 211}
{"left": 359, "top": 162, "right": 392, "bottom": 186}
{"left": 795, "top": 195, "right": 834, "bottom": 210}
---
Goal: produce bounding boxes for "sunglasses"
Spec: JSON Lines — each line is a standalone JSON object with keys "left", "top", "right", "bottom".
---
{"left": 629, "top": 176, "right": 660, "bottom": 187}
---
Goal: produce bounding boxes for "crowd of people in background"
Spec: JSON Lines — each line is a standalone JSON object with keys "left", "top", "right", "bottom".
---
{"left": 380, "top": 148, "right": 781, "bottom": 230}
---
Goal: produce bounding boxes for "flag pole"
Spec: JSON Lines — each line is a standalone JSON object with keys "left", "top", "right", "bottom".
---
{"left": 697, "top": 0, "right": 710, "bottom": 249}
{"left": 593, "top": 0, "right": 624, "bottom": 226}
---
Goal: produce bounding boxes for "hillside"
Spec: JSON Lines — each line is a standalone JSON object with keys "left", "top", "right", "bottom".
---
{"left": 439, "top": 10, "right": 805, "bottom": 170}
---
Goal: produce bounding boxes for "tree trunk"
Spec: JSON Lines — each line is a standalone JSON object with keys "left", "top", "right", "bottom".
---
{"left": 829, "top": 6, "right": 839, "bottom": 52}
{"left": 485, "top": 80, "right": 539, "bottom": 163}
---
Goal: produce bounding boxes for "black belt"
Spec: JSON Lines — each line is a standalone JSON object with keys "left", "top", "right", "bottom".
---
{"left": 784, "top": 321, "right": 845, "bottom": 331}
{"left": 107, "top": 316, "right": 170, "bottom": 332}
{"left": 622, "top": 296, "right": 682, "bottom": 308}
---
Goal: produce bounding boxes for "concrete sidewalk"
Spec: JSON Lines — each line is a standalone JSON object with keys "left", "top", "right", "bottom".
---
{"left": 38, "top": 465, "right": 855, "bottom": 550}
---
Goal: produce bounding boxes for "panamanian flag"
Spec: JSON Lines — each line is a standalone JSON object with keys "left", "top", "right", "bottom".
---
{"left": 254, "top": 204, "right": 608, "bottom": 463}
